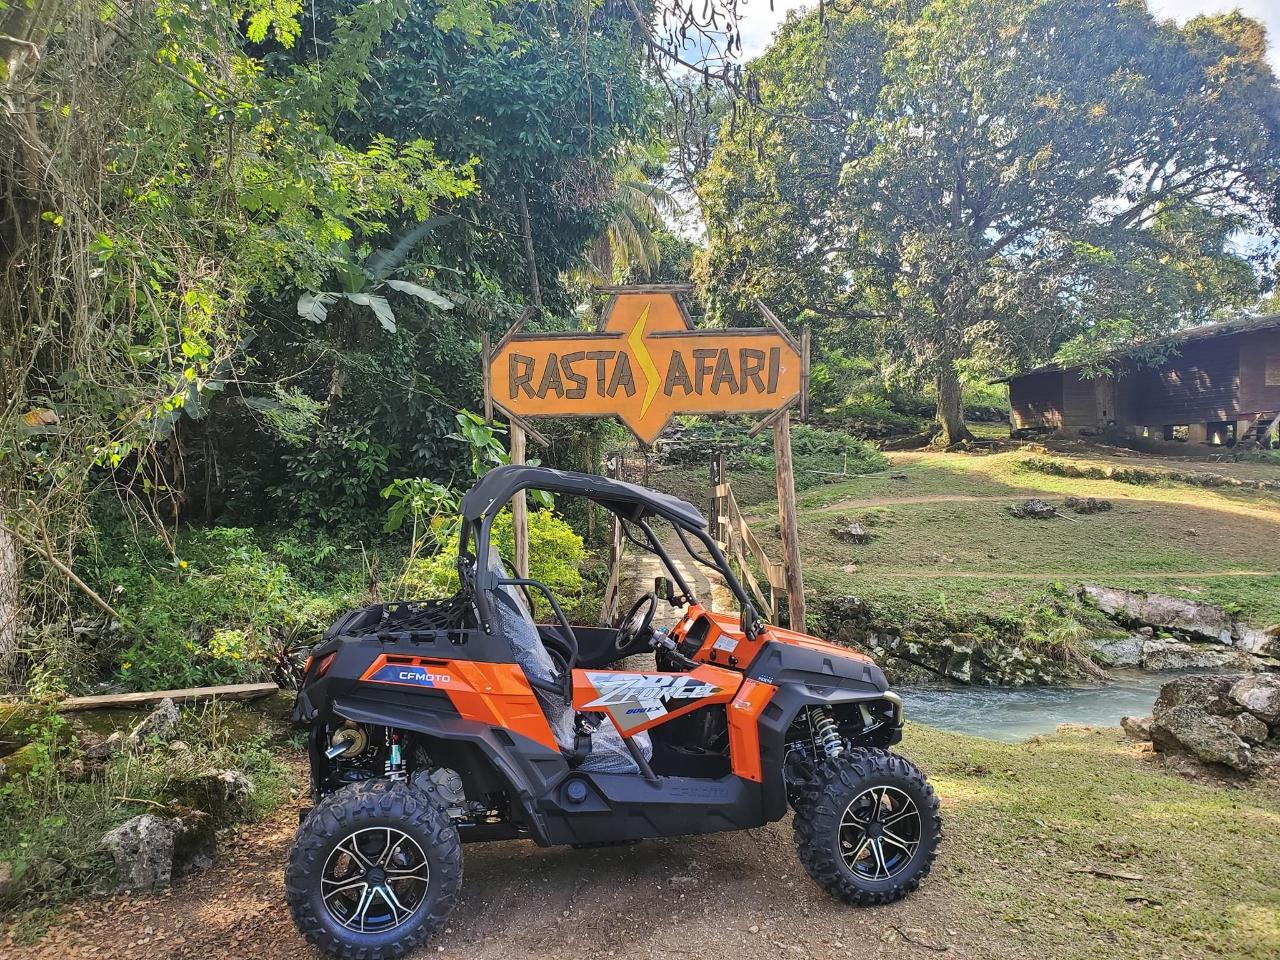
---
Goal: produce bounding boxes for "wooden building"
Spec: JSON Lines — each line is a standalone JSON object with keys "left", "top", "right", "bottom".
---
{"left": 998, "top": 314, "right": 1280, "bottom": 446}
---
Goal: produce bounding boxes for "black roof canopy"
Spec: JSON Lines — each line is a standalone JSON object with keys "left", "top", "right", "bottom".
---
{"left": 459, "top": 465, "right": 707, "bottom": 531}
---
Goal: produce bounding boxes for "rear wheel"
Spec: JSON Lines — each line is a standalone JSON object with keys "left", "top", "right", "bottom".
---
{"left": 793, "top": 749, "right": 941, "bottom": 905}
{"left": 285, "top": 779, "right": 462, "bottom": 958}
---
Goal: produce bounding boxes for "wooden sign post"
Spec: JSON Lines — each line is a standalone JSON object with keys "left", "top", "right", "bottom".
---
{"left": 483, "top": 285, "right": 810, "bottom": 630}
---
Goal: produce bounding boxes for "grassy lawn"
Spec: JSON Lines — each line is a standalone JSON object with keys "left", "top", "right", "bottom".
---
{"left": 756, "top": 449, "right": 1280, "bottom": 627}
{"left": 909, "top": 723, "right": 1280, "bottom": 959}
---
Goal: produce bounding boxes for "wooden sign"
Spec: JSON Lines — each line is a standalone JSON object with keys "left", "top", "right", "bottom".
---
{"left": 487, "top": 286, "right": 806, "bottom": 445}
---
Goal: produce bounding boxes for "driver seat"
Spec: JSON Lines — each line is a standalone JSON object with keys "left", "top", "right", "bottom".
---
{"left": 484, "top": 548, "right": 652, "bottom": 774}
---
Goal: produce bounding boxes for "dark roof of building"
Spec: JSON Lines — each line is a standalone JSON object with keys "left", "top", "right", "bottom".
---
{"left": 460, "top": 465, "right": 706, "bottom": 530}
{"left": 993, "top": 312, "right": 1280, "bottom": 383}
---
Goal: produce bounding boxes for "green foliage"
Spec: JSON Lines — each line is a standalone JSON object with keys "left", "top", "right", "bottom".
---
{"left": 402, "top": 509, "right": 585, "bottom": 617}
{"left": 93, "top": 525, "right": 361, "bottom": 690}
{"left": 0, "top": 703, "right": 286, "bottom": 911}
{"left": 664, "top": 421, "right": 886, "bottom": 478}
{"left": 697, "top": 0, "right": 1279, "bottom": 442}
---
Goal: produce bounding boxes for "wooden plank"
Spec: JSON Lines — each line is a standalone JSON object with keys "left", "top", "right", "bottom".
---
{"left": 57, "top": 682, "right": 278, "bottom": 712}
{"left": 510, "top": 423, "right": 529, "bottom": 583}
{"left": 481, "top": 331, "right": 494, "bottom": 424}
{"left": 1265, "top": 413, "right": 1280, "bottom": 447}
{"left": 773, "top": 411, "right": 807, "bottom": 631}
{"left": 800, "top": 325, "right": 811, "bottom": 420}
{"left": 726, "top": 486, "right": 786, "bottom": 590}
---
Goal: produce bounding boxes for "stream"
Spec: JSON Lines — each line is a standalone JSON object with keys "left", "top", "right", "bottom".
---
{"left": 899, "top": 670, "right": 1167, "bottom": 742}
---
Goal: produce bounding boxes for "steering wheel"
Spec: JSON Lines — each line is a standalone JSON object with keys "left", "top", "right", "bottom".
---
{"left": 614, "top": 593, "right": 657, "bottom": 652}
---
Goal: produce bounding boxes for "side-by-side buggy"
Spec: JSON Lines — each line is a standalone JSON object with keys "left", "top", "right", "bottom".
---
{"left": 286, "top": 465, "right": 941, "bottom": 957}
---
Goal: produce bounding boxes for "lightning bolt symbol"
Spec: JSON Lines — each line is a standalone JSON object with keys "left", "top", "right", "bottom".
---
{"left": 627, "top": 302, "right": 661, "bottom": 417}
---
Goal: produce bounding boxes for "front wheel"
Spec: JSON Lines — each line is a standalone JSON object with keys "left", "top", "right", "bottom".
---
{"left": 793, "top": 749, "right": 941, "bottom": 906}
{"left": 285, "top": 779, "right": 462, "bottom": 958}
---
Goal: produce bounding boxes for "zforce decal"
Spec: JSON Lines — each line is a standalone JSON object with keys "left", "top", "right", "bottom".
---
{"left": 367, "top": 663, "right": 451, "bottom": 688}
{"left": 582, "top": 672, "right": 722, "bottom": 733}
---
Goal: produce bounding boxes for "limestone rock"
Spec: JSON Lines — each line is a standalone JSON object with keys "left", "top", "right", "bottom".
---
{"left": 1153, "top": 674, "right": 1243, "bottom": 718}
{"left": 99, "top": 814, "right": 182, "bottom": 890}
{"left": 1081, "top": 586, "right": 1234, "bottom": 644}
{"left": 85, "top": 731, "right": 125, "bottom": 762}
{"left": 831, "top": 521, "right": 870, "bottom": 544}
{"left": 1150, "top": 705, "right": 1252, "bottom": 772}
{"left": 1010, "top": 498, "right": 1057, "bottom": 519}
{"left": 1087, "top": 635, "right": 1143, "bottom": 667}
{"left": 1230, "top": 712, "right": 1269, "bottom": 745}
{"left": 1120, "top": 715, "right": 1153, "bottom": 741}
{"left": 129, "top": 698, "right": 180, "bottom": 745}
{"left": 173, "top": 769, "right": 255, "bottom": 821}
{"left": 1063, "top": 496, "right": 1112, "bottom": 514}
{"left": 1229, "top": 675, "right": 1280, "bottom": 723}
{"left": 1234, "top": 625, "right": 1280, "bottom": 660}
{"left": 1139, "top": 639, "right": 1256, "bottom": 671}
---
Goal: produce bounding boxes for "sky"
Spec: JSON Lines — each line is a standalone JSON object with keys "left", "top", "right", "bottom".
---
{"left": 735, "top": 0, "right": 1280, "bottom": 68}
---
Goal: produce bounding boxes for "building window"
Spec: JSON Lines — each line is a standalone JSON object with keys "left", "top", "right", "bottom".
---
{"left": 1266, "top": 355, "right": 1280, "bottom": 387}
{"left": 1164, "top": 424, "right": 1189, "bottom": 442}
{"left": 1207, "top": 421, "right": 1236, "bottom": 446}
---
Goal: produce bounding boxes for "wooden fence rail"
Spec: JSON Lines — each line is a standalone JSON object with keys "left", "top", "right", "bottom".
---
{"left": 712, "top": 468, "right": 787, "bottom": 622}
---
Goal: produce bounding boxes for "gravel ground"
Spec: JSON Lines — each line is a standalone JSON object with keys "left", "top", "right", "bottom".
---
{"left": 5, "top": 763, "right": 994, "bottom": 960}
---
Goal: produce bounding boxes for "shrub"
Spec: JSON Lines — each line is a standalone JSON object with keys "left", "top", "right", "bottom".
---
{"left": 0, "top": 702, "right": 286, "bottom": 914}
{"left": 400, "top": 509, "right": 585, "bottom": 618}
{"left": 101, "top": 526, "right": 358, "bottom": 691}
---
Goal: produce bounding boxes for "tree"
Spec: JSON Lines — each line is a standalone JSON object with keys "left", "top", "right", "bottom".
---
{"left": 585, "top": 143, "right": 684, "bottom": 283}
{"left": 697, "top": 0, "right": 1280, "bottom": 444}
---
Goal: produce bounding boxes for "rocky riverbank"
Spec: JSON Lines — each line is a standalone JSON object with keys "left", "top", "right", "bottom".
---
{"left": 818, "top": 583, "right": 1279, "bottom": 686}
{"left": 1120, "top": 673, "right": 1280, "bottom": 777}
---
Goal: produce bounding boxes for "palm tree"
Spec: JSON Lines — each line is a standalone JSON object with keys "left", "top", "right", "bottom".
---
{"left": 585, "top": 143, "right": 683, "bottom": 283}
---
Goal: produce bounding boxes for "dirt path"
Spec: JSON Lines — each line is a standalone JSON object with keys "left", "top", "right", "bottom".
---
{"left": 811, "top": 491, "right": 1277, "bottom": 512}
{"left": 854, "top": 567, "right": 1280, "bottom": 580}
{"left": 619, "top": 526, "right": 735, "bottom": 628}
{"left": 8, "top": 764, "right": 995, "bottom": 960}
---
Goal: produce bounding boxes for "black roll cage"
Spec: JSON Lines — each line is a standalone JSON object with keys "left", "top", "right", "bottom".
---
{"left": 455, "top": 466, "right": 763, "bottom": 646}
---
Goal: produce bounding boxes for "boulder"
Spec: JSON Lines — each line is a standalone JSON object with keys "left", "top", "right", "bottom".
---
{"left": 129, "top": 698, "right": 180, "bottom": 745}
{"left": 1120, "top": 715, "right": 1153, "bottom": 741}
{"left": 1081, "top": 586, "right": 1235, "bottom": 645}
{"left": 1229, "top": 675, "right": 1280, "bottom": 724}
{"left": 1139, "top": 639, "right": 1256, "bottom": 671}
{"left": 1230, "top": 712, "right": 1269, "bottom": 745}
{"left": 1010, "top": 498, "right": 1057, "bottom": 519}
{"left": 1063, "top": 496, "right": 1112, "bottom": 514}
{"left": 1234, "top": 625, "right": 1280, "bottom": 660}
{"left": 99, "top": 815, "right": 182, "bottom": 890}
{"left": 85, "top": 731, "right": 125, "bottom": 762}
{"left": 1153, "top": 674, "right": 1243, "bottom": 719}
{"left": 1086, "top": 635, "right": 1143, "bottom": 668}
{"left": 172, "top": 769, "right": 255, "bottom": 822}
{"left": 1150, "top": 705, "right": 1252, "bottom": 772}
{"left": 831, "top": 521, "right": 870, "bottom": 544}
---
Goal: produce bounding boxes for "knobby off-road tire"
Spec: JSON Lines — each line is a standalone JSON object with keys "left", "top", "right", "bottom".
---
{"left": 285, "top": 779, "right": 462, "bottom": 959}
{"left": 793, "top": 748, "right": 941, "bottom": 906}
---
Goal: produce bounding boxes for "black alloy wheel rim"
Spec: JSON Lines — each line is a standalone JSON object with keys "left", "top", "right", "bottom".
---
{"left": 838, "top": 785, "right": 922, "bottom": 881}
{"left": 321, "top": 826, "right": 430, "bottom": 933}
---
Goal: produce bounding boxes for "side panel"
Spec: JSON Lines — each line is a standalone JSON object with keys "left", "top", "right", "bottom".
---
{"left": 727, "top": 679, "right": 777, "bottom": 782}
{"left": 571, "top": 663, "right": 742, "bottom": 736}
{"left": 538, "top": 771, "right": 765, "bottom": 845}
{"left": 360, "top": 654, "right": 559, "bottom": 752}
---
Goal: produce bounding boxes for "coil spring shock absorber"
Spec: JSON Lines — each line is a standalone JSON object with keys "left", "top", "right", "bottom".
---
{"left": 811, "top": 707, "right": 845, "bottom": 759}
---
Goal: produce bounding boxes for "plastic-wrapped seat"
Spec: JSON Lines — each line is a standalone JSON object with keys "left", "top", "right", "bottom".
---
{"left": 484, "top": 549, "right": 651, "bottom": 774}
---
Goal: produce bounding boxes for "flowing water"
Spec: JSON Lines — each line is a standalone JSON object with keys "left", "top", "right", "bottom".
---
{"left": 899, "top": 671, "right": 1168, "bottom": 742}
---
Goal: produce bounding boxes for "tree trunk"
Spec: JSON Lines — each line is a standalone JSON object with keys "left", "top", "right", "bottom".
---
{"left": 934, "top": 361, "right": 973, "bottom": 447}
{"left": 0, "top": 523, "right": 19, "bottom": 681}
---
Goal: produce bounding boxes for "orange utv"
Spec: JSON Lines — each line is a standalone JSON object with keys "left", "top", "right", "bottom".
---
{"left": 286, "top": 465, "right": 941, "bottom": 957}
